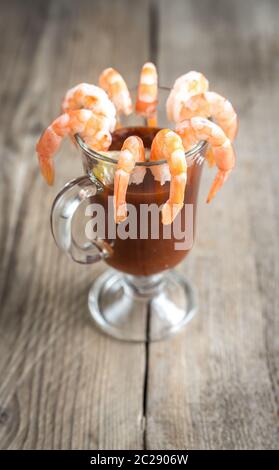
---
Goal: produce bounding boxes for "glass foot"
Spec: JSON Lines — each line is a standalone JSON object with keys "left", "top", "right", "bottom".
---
{"left": 88, "top": 269, "right": 197, "bottom": 342}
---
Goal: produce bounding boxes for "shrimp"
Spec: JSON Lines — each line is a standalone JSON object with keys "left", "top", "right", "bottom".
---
{"left": 150, "top": 129, "right": 187, "bottom": 225}
{"left": 166, "top": 71, "right": 209, "bottom": 122}
{"left": 136, "top": 62, "right": 158, "bottom": 127}
{"left": 172, "top": 91, "right": 238, "bottom": 141}
{"left": 176, "top": 117, "right": 236, "bottom": 203}
{"left": 62, "top": 83, "right": 116, "bottom": 131}
{"left": 114, "top": 136, "right": 146, "bottom": 223}
{"left": 36, "top": 109, "right": 112, "bottom": 185}
{"left": 99, "top": 68, "right": 132, "bottom": 119}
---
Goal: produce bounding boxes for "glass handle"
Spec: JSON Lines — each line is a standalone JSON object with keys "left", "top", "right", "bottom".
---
{"left": 50, "top": 175, "right": 113, "bottom": 264}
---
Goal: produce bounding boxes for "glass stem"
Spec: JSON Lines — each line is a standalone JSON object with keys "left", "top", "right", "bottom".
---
{"left": 123, "top": 273, "right": 165, "bottom": 298}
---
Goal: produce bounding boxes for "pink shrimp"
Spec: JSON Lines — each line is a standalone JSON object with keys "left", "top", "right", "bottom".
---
{"left": 136, "top": 62, "right": 158, "bottom": 127}
{"left": 61, "top": 83, "right": 116, "bottom": 131}
{"left": 36, "top": 109, "right": 112, "bottom": 185}
{"left": 99, "top": 68, "right": 132, "bottom": 118}
{"left": 172, "top": 91, "right": 238, "bottom": 141}
{"left": 150, "top": 129, "right": 187, "bottom": 225}
{"left": 166, "top": 71, "right": 209, "bottom": 122}
{"left": 114, "top": 136, "right": 146, "bottom": 223}
{"left": 176, "top": 117, "right": 236, "bottom": 203}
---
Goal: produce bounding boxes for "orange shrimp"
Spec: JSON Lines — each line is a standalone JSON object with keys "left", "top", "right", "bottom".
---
{"left": 176, "top": 117, "right": 236, "bottom": 203}
{"left": 173, "top": 91, "right": 238, "bottom": 141}
{"left": 62, "top": 83, "right": 116, "bottom": 131}
{"left": 114, "top": 136, "right": 146, "bottom": 223}
{"left": 99, "top": 68, "right": 132, "bottom": 117}
{"left": 166, "top": 71, "right": 209, "bottom": 122}
{"left": 136, "top": 62, "right": 158, "bottom": 127}
{"left": 36, "top": 110, "right": 112, "bottom": 185}
{"left": 150, "top": 129, "right": 187, "bottom": 225}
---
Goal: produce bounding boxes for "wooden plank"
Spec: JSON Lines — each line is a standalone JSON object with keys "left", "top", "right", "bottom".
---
{"left": 146, "top": 0, "right": 279, "bottom": 449}
{"left": 1, "top": 0, "right": 279, "bottom": 451}
{"left": 0, "top": 0, "right": 150, "bottom": 450}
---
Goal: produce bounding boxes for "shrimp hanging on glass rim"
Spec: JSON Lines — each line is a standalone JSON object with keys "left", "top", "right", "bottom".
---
{"left": 99, "top": 68, "right": 132, "bottom": 126}
{"left": 114, "top": 136, "right": 146, "bottom": 223}
{"left": 36, "top": 109, "right": 112, "bottom": 185}
{"left": 166, "top": 71, "right": 209, "bottom": 123}
{"left": 171, "top": 91, "right": 238, "bottom": 142}
{"left": 35, "top": 65, "right": 238, "bottom": 220}
{"left": 150, "top": 129, "right": 187, "bottom": 225}
{"left": 61, "top": 83, "right": 116, "bottom": 131}
{"left": 136, "top": 62, "right": 158, "bottom": 127}
{"left": 176, "top": 117, "right": 236, "bottom": 203}
{"left": 167, "top": 72, "right": 238, "bottom": 170}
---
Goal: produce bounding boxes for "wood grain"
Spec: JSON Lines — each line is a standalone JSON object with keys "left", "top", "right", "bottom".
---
{"left": 0, "top": 0, "right": 149, "bottom": 450}
{"left": 146, "top": 0, "right": 279, "bottom": 450}
{"left": 0, "top": 0, "right": 278, "bottom": 450}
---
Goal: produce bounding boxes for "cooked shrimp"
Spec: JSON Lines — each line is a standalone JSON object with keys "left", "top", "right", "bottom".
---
{"left": 62, "top": 83, "right": 116, "bottom": 131}
{"left": 36, "top": 110, "right": 112, "bottom": 185}
{"left": 166, "top": 71, "right": 209, "bottom": 122}
{"left": 173, "top": 91, "right": 238, "bottom": 141}
{"left": 150, "top": 129, "right": 187, "bottom": 225}
{"left": 136, "top": 62, "right": 158, "bottom": 127}
{"left": 114, "top": 136, "right": 146, "bottom": 223}
{"left": 99, "top": 68, "right": 132, "bottom": 118}
{"left": 176, "top": 117, "right": 236, "bottom": 203}
{"left": 205, "top": 146, "right": 216, "bottom": 167}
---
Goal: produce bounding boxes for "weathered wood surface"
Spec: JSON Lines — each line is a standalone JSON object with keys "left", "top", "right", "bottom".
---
{"left": 0, "top": 0, "right": 278, "bottom": 450}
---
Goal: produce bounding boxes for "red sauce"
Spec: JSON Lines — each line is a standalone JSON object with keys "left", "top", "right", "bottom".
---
{"left": 93, "top": 126, "right": 203, "bottom": 276}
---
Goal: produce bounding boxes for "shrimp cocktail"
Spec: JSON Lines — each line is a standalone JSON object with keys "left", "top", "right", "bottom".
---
{"left": 36, "top": 63, "right": 238, "bottom": 342}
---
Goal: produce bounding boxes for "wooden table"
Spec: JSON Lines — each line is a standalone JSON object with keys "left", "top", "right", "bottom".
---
{"left": 0, "top": 0, "right": 278, "bottom": 450}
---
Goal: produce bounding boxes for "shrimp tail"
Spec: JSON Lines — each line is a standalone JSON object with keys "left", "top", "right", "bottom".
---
{"left": 162, "top": 173, "right": 187, "bottom": 225}
{"left": 114, "top": 170, "right": 130, "bottom": 223}
{"left": 36, "top": 127, "right": 62, "bottom": 185}
{"left": 205, "top": 146, "right": 216, "bottom": 168}
{"left": 162, "top": 202, "right": 184, "bottom": 225}
{"left": 206, "top": 169, "right": 231, "bottom": 203}
{"left": 38, "top": 153, "right": 55, "bottom": 186}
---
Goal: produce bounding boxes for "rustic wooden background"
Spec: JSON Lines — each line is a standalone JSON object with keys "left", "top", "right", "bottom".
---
{"left": 0, "top": 0, "right": 278, "bottom": 450}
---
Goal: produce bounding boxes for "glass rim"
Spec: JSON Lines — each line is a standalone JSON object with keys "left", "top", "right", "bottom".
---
{"left": 74, "top": 85, "right": 207, "bottom": 167}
